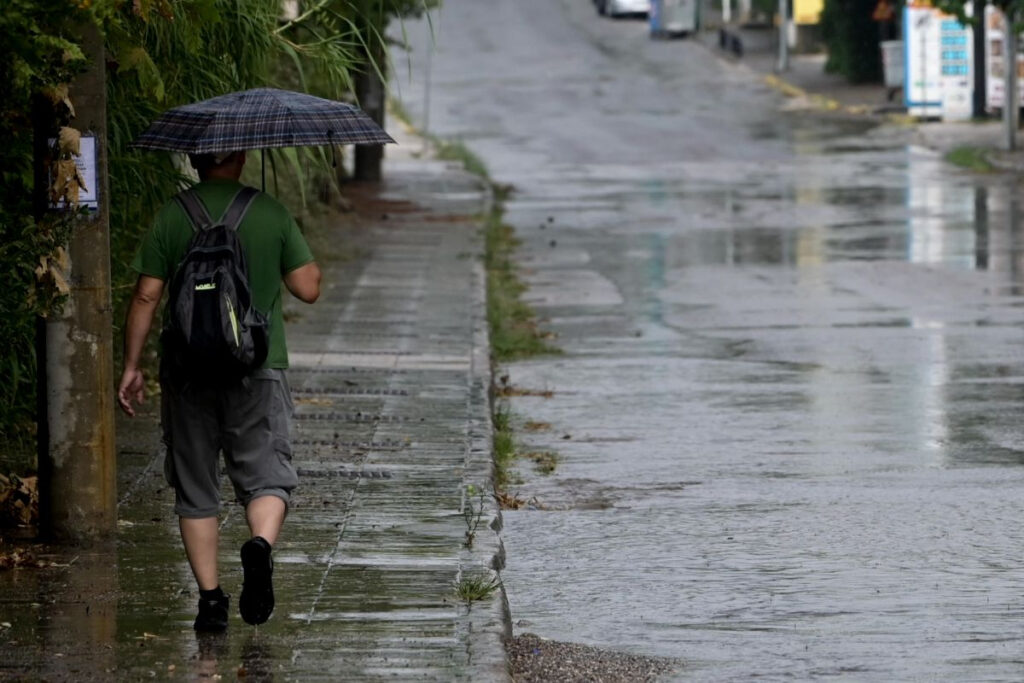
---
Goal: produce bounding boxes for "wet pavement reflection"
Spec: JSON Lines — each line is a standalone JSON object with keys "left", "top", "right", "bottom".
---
{"left": 401, "top": 0, "right": 1024, "bottom": 679}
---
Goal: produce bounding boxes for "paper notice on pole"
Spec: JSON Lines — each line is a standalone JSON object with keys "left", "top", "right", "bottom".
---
{"left": 985, "top": 6, "right": 1024, "bottom": 110}
{"left": 47, "top": 135, "right": 99, "bottom": 211}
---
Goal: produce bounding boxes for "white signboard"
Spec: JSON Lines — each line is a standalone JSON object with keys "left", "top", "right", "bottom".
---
{"left": 984, "top": 6, "right": 1024, "bottom": 109}
{"left": 905, "top": 4, "right": 972, "bottom": 120}
{"left": 905, "top": 6, "right": 943, "bottom": 117}
{"left": 939, "top": 14, "right": 972, "bottom": 120}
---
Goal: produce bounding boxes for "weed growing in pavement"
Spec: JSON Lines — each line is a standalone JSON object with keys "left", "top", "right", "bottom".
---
{"left": 435, "top": 140, "right": 490, "bottom": 178}
{"left": 493, "top": 405, "right": 516, "bottom": 490}
{"left": 454, "top": 572, "right": 502, "bottom": 603}
{"left": 485, "top": 205, "right": 561, "bottom": 362}
{"left": 463, "top": 484, "right": 487, "bottom": 548}
{"left": 946, "top": 146, "right": 994, "bottom": 173}
{"left": 521, "top": 451, "right": 559, "bottom": 475}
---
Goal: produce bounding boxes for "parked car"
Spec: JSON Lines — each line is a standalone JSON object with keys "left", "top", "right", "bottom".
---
{"left": 595, "top": 0, "right": 649, "bottom": 17}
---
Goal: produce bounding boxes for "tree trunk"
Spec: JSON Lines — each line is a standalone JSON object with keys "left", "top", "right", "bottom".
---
{"left": 354, "top": 42, "right": 387, "bottom": 183}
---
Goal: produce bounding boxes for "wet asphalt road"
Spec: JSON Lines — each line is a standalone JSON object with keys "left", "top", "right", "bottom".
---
{"left": 396, "top": 1, "right": 1024, "bottom": 680}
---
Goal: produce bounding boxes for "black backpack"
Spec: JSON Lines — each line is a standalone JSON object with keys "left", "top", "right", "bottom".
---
{"left": 162, "top": 186, "right": 269, "bottom": 384}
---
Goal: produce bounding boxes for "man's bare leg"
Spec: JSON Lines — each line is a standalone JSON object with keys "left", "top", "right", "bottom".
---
{"left": 239, "top": 495, "right": 285, "bottom": 625}
{"left": 245, "top": 495, "right": 286, "bottom": 545}
{"left": 180, "top": 517, "right": 220, "bottom": 590}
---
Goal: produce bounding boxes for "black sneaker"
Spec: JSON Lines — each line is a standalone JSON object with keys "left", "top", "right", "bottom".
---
{"left": 194, "top": 592, "right": 229, "bottom": 632}
{"left": 239, "top": 536, "right": 274, "bottom": 625}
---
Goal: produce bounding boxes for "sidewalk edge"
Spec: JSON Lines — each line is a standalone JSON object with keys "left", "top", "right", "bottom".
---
{"left": 463, "top": 183, "right": 514, "bottom": 680}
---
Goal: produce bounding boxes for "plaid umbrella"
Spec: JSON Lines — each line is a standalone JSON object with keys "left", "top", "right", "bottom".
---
{"left": 132, "top": 88, "right": 394, "bottom": 153}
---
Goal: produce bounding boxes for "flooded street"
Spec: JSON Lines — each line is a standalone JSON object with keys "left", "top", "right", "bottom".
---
{"left": 396, "top": 0, "right": 1024, "bottom": 679}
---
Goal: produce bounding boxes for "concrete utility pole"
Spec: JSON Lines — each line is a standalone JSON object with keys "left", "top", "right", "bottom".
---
{"left": 777, "top": 0, "right": 789, "bottom": 71}
{"left": 1005, "top": 8, "right": 1019, "bottom": 150}
{"left": 38, "top": 20, "right": 117, "bottom": 541}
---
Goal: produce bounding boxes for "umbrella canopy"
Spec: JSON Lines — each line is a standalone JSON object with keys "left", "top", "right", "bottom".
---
{"left": 132, "top": 88, "right": 394, "bottom": 153}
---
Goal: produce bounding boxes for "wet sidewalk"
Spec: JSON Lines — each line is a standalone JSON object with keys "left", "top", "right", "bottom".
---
{"left": 0, "top": 128, "right": 511, "bottom": 680}
{"left": 696, "top": 19, "right": 1024, "bottom": 161}
{"left": 695, "top": 20, "right": 902, "bottom": 116}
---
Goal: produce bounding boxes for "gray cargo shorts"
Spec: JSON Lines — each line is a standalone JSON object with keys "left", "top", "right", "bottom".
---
{"left": 160, "top": 367, "right": 298, "bottom": 518}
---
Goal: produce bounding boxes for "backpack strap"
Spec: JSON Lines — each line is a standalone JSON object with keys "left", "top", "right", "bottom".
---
{"left": 173, "top": 188, "right": 214, "bottom": 232}
{"left": 218, "top": 186, "right": 260, "bottom": 233}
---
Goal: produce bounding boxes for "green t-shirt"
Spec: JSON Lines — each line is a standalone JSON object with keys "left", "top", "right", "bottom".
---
{"left": 131, "top": 178, "right": 314, "bottom": 369}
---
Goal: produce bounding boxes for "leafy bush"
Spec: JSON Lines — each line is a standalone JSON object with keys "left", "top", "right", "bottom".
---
{"left": 0, "top": 1, "right": 89, "bottom": 465}
{"left": 820, "top": 0, "right": 884, "bottom": 83}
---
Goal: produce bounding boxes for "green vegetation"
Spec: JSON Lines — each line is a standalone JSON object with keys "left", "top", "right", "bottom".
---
{"left": 492, "top": 406, "right": 516, "bottom": 490}
{"left": 485, "top": 205, "right": 561, "bottom": 361}
{"left": 454, "top": 571, "right": 501, "bottom": 603}
{"left": 436, "top": 140, "right": 490, "bottom": 179}
{"left": 945, "top": 146, "right": 995, "bottom": 173}
{"left": 462, "top": 484, "right": 486, "bottom": 548}
{"left": 820, "top": 0, "right": 883, "bottom": 83}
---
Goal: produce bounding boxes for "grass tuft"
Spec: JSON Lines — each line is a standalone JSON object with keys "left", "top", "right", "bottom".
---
{"left": 945, "top": 146, "right": 994, "bottom": 173}
{"left": 454, "top": 572, "right": 501, "bottom": 603}
{"left": 435, "top": 140, "right": 490, "bottom": 178}
{"left": 521, "top": 450, "right": 559, "bottom": 475}
{"left": 493, "top": 405, "right": 516, "bottom": 490}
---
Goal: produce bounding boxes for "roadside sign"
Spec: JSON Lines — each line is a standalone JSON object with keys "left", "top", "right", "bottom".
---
{"left": 984, "top": 6, "right": 1024, "bottom": 110}
{"left": 793, "top": 0, "right": 823, "bottom": 25}
{"left": 905, "top": 5, "right": 943, "bottom": 117}
{"left": 904, "top": 2, "right": 972, "bottom": 120}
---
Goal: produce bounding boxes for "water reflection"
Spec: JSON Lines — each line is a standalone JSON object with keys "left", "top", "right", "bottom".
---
{"left": 44, "top": 548, "right": 118, "bottom": 678}
{"left": 193, "top": 632, "right": 229, "bottom": 680}
{"left": 975, "top": 186, "right": 989, "bottom": 270}
{"left": 906, "top": 151, "right": 977, "bottom": 268}
{"left": 240, "top": 633, "right": 276, "bottom": 682}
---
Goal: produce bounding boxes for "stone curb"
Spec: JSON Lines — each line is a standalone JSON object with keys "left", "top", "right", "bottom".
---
{"left": 462, "top": 184, "right": 515, "bottom": 681}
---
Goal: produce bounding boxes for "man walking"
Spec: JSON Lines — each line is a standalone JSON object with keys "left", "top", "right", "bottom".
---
{"left": 117, "top": 150, "right": 321, "bottom": 632}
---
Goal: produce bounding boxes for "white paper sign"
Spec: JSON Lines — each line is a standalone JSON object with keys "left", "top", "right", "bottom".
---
{"left": 49, "top": 135, "right": 98, "bottom": 210}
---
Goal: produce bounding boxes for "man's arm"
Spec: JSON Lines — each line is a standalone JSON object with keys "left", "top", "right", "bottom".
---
{"left": 284, "top": 262, "right": 321, "bottom": 304}
{"left": 117, "top": 275, "right": 165, "bottom": 417}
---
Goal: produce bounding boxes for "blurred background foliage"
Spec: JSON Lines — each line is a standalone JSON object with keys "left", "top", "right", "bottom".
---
{"left": 0, "top": 0, "right": 436, "bottom": 476}
{"left": 820, "top": 0, "right": 886, "bottom": 83}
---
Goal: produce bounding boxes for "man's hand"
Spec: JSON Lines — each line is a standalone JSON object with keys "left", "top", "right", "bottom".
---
{"left": 119, "top": 275, "right": 164, "bottom": 417}
{"left": 118, "top": 367, "right": 145, "bottom": 417}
